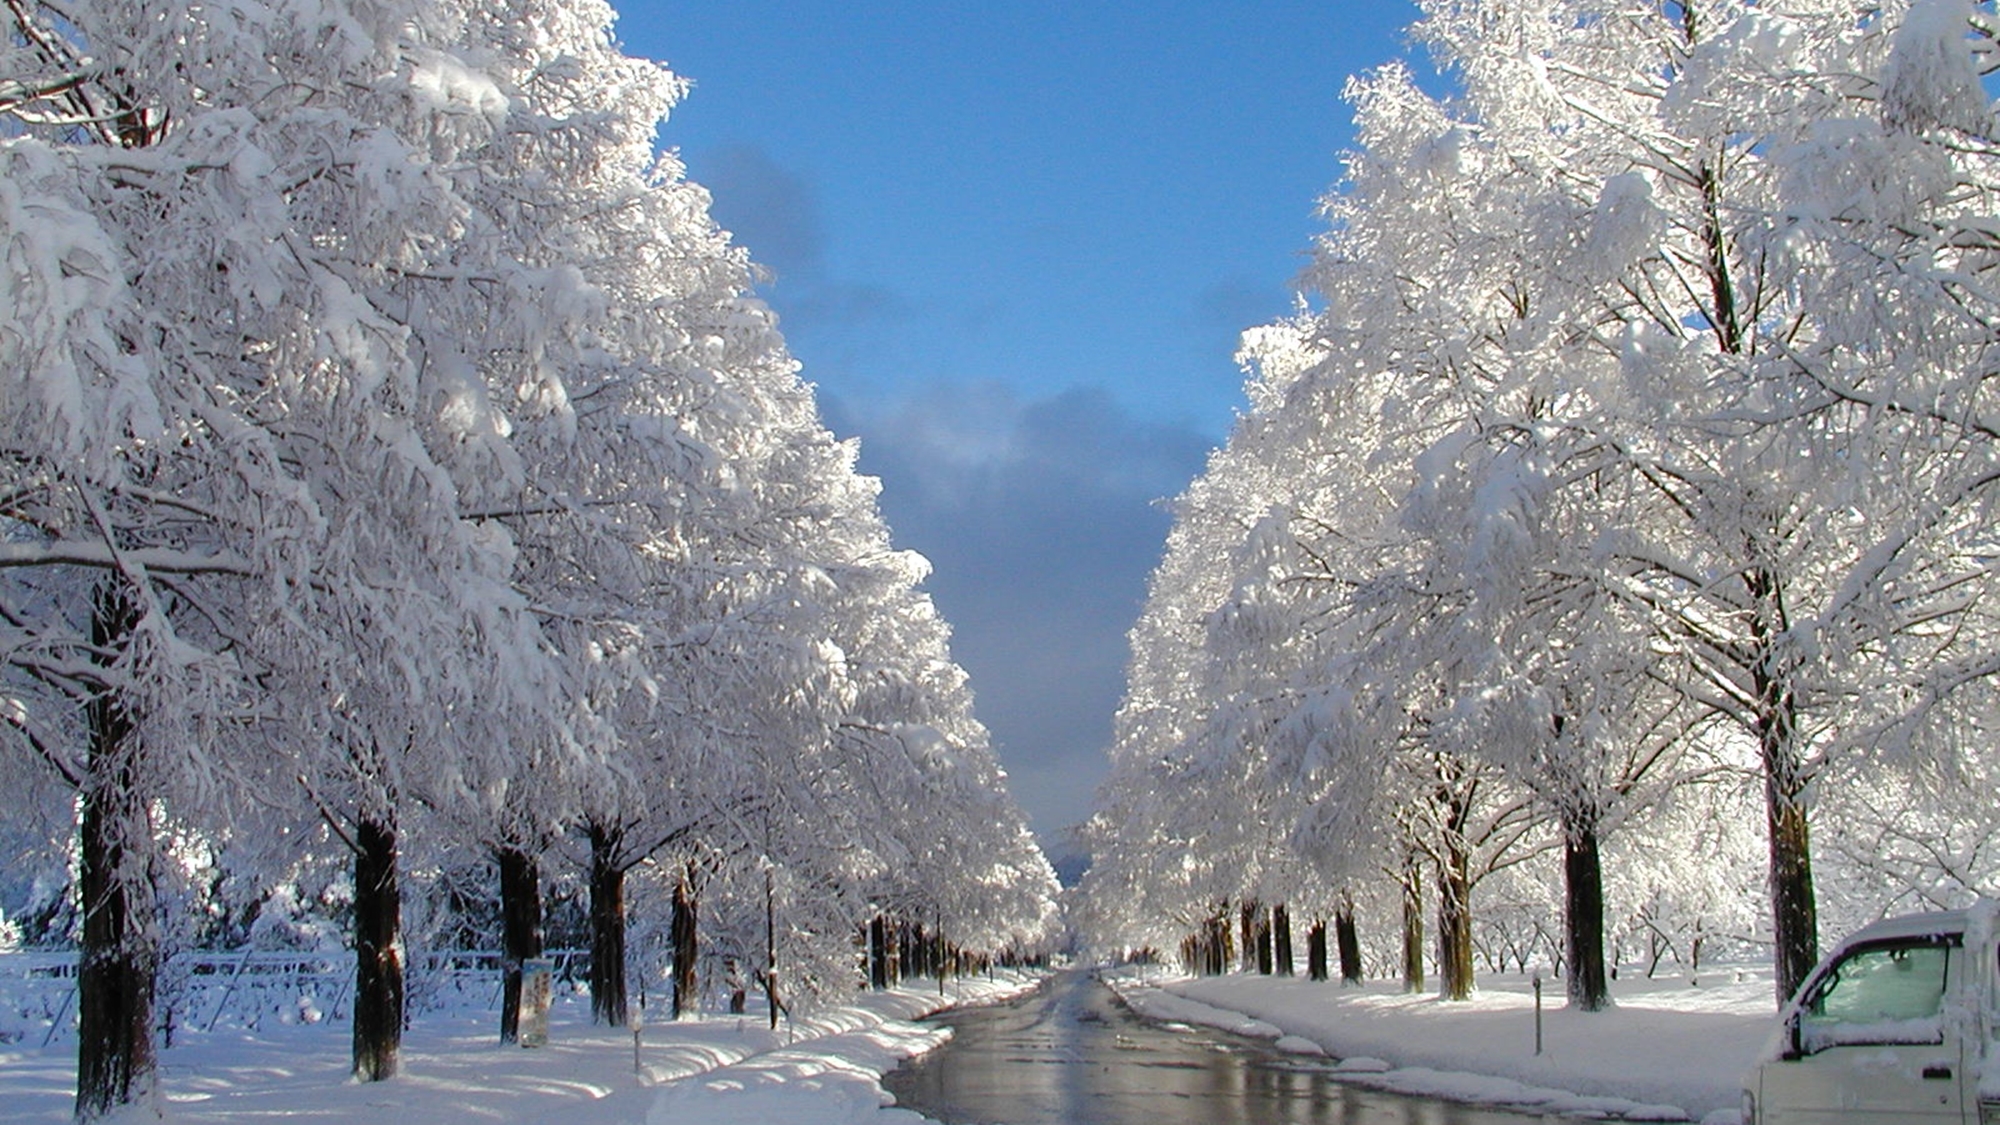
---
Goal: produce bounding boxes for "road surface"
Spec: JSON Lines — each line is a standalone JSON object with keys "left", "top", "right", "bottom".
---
{"left": 885, "top": 971, "right": 1551, "bottom": 1125}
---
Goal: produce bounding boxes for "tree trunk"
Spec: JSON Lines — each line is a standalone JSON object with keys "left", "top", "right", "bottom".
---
{"left": 1306, "top": 920, "right": 1329, "bottom": 982}
{"left": 671, "top": 860, "right": 698, "bottom": 1020}
{"left": 1209, "top": 908, "right": 1232, "bottom": 976}
{"left": 1239, "top": 901, "right": 1259, "bottom": 974}
{"left": 868, "top": 916, "right": 890, "bottom": 990}
{"left": 1693, "top": 94, "right": 1818, "bottom": 1006}
{"left": 1437, "top": 836, "right": 1474, "bottom": 1001}
{"left": 1255, "top": 906, "right": 1274, "bottom": 975}
{"left": 935, "top": 916, "right": 948, "bottom": 997}
{"left": 899, "top": 920, "right": 919, "bottom": 981}
{"left": 1748, "top": 565, "right": 1818, "bottom": 1005}
{"left": 1193, "top": 907, "right": 1230, "bottom": 976}
{"left": 76, "top": 582, "right": 156, "bottom": 1120}
{"left": 1564, "top": 819, "right": 1611, "bottom": 1011}
{"left": 496, "top": 845, "right": 543, "bottom": 1044}
{"left": 1336, "top": 901, "right": 1364, "bottom": 985}
{"left": 1273, "top": 903, "right": 1294, "bottom": 976}
{"left": 352, "top": 815, "right": 403, "bottom": 1081}
{"left": 763, "top": 867, "right": 781, "bottom": 1030}
{"left": 76, "top": 800, "right": 154, "bottom": 1119}
{"left": 728, "top": 957, "right": 748, "bottom": 1014}
{"left": 587, "top": 821, "right": 628, "bottom": 1026}
{"left": 1400, "top": 857, "right": 1425, "bottom": 993}
{"left": 1766, "top": 784, "right": 1817, "bottom": 1003}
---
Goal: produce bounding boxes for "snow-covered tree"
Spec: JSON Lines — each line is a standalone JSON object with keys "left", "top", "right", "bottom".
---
{"left": 1422, "top": 0, "right": 2000, "bottom": 1002}
{"left": 5, "top": 0, "right": 1058, "bottom": 1111}
{"left": 1084, "top": 0, "right": 2000, "bottom": 1016}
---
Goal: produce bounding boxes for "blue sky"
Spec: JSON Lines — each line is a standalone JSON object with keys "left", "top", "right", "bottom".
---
{"left": 615, "top": 2, "right": 1422, "bottom": 853}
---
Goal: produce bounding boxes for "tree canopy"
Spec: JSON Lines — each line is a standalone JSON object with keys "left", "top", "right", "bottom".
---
{"left": 1078, "top": 0, "right": 2000, "bottom": 1010}
{"left": 1, "top": 0, "right": 1057, "bottom": 1114}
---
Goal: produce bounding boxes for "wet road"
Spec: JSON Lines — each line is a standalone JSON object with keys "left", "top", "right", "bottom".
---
{"left": 884, "top": 971, "right": 1552, "bottom": 1125}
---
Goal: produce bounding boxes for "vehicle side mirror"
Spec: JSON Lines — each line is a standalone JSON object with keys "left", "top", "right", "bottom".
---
{"left": 1780, "top": 1014, "right": 1803, "bottom": 1061}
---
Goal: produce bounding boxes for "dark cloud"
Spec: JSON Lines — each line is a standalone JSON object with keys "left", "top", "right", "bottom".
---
{"left": 823, "top": 384, "right": 1212, "bottom": 843}
{"left": 692, "top": 146, "right": 1219, "bottom": 844}
{"left": 697, "top": 144, "right": 826, "bottom": 279}
{"left": 1199, "top": 277, "right": 1287, "bottom": 336}
{"left": 779, "top": 280, "right": 914, "bottom": 332}
{"left": 693, "top": 145, "right": 913, "bottom": 346}
{"left": 1195, "top": 277, "right": 1298, "bottom": 379}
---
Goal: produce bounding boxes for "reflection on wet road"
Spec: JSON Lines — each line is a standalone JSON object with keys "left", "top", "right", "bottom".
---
{"left": 884, "top": 971, "right": 1551, "bottom": 1125}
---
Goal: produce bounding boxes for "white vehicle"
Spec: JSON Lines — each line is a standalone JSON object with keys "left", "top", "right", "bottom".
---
{"left": 1741, "top": 909, "right": 1997, "bottom": 1125}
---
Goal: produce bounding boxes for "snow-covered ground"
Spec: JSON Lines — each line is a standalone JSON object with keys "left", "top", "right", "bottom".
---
{"left": 1106, "top": 964, "right": 1776, "bottom": 1124}
{"left": 0, "top": 959, "right": 1783, "bottom": 1124}
{"left": 0, "top": 969, "right": 1045, "bottom": 1124}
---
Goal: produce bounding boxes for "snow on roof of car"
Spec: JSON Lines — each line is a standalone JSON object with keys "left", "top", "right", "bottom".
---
{"left": 1837, "top": 911, "right": 1969, "bottom": 949}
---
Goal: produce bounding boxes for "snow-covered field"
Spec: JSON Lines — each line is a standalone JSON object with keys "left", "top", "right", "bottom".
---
{"left": 0, "top": 966, "right": 1046, "bottom": 1125}
{"left": 1107, "top": 964, "right": 1777, "bottom": 1124}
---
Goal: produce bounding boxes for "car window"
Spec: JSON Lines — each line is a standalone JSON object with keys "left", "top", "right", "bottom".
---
{"left": 1799, "top": 941, "right": 1952, "bottom": 1052}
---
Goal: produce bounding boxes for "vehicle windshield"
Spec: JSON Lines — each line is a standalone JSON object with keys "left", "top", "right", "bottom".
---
{"left": 1799, "top": 939, "right": 1952, "bottom": 1052}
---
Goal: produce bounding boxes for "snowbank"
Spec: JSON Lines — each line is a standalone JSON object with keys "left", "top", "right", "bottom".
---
{"left": 0, "top": 970, "right": 1045, "bottom": 1124}
{"left": 1105, "top": 966, "right": 1775, "bottom": 1123}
